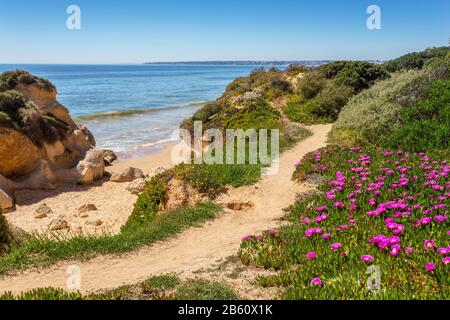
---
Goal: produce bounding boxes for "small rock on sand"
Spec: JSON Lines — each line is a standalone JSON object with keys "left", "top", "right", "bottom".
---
{"left": 78, "top": 203, "right": 98, "bottom": 214}
{"left": 110, "top": 167, "right": 145, "bottom": 183}
{"left": 34, "top": 203, "right": 53, "bottom": 219}
{"left": 126, "top": 178, "right": 147, "bottom": 195}
{"left": 49, "top": 218, "right": 69, "bottom": 231}
{"left": 224, "top": 202, "right": 254, "bottom": 211}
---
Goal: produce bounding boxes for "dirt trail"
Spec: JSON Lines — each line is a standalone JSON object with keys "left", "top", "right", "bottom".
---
{"left": 0, "top": 124, "right": 331, "bottom": 294}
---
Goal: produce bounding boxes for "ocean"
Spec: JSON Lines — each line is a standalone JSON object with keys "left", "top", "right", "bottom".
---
{"left": 0, "top": 63, "right": 310, "bottom": 158}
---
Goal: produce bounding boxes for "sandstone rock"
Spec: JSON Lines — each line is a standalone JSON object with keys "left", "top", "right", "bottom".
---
{"left": 78, "top": 204, "right": 97, "bottom": 214}
{"left": 0, "top": 128, "right": 43, "bottom": 178}
{"left": 49, "top": 218, "right": 69, "bottom": 231}
{"left": 76, "top": 149, "right": 105, "bottom": 185}
{"left": 126, "top": 178, "right": 147, "bottom": 195}
{"left": 111, "top": 167, "right": 145, "bottom": 183}
{"left": 103, "top": 150, "right": 117, "bottom": 166}
{"left": 224, "top": 201, "right": 254, "bottom": 211}
{"left": 34, "top": 203, "right": 53, "bottom": 219}
{"left": 0, "top": 75, "right": 99, "bottom": 198}
{"left": 0, "top": 189, "right": 14, "bottom": 212}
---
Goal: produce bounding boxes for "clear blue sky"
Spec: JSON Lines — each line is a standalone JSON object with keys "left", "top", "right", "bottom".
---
{"left": 0, "top": 0, "right": 448, "bottom": 64}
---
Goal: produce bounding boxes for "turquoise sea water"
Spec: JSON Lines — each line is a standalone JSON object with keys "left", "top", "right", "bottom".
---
{"left": 0, "top": 63, "right": 299, "bottom": 157}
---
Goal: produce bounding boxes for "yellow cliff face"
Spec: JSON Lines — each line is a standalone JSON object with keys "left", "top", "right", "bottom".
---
{"left": 16, "top": 83, "right": 74, "bottom": 126}
{"left": 0, "top": 72, "right": 104, "bottom": 210}
{"left": 0, "top": 127, "right": 43, "bottom": 178}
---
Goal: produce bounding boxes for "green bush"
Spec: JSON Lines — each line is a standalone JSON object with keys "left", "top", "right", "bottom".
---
{"left": 319, "top": 61, "right": 390, "bottom": 93}
{"left": 383, "top": 79, "right": 450, "bottom": 151}
{"left": 286, "top": 64, "right": 309, "bottom": 77}
{"left": 0, "top": 90, "right": 70, "bottom": 146}
{"left": 297, "top": 70, "right": 325, "bottom": 99}
{"left": 0, "top": 70, "right": 55, "bottom": 92}
{"left": 384, "top": 46, "right": 450, "bottom": 72}
{"left": 0, "top": 209, "right": 13, "bottom": 255}
{"left": 330, "top": 66, "right": 449, "bottom": 148}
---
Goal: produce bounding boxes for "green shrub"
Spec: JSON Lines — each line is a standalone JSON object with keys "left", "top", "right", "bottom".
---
{"left": 0, "top": 70, "right": 55, "bottom": 92}
{"left": 384, "top": 46, "right": 450, "bottom": 72}
{"left": 174, "top": 163, "right": 261, "bottom": 195}
{"left": 286, "top": 64, "right": 309, "bottom": 77}
{"left": 0, "top": 90, "right": 70, "bottom": 146}
{"left": 0, "top": 209, "right": 13, "bottom": 255}
{"left": 319, "top": 61, "right": 390, "bottom": 93}
{"left": 297, "top": 70, "right": 325, "bottom": 99}
{"left": 331, "top": 66, "right": 448, "bottom": 147}
{"left": 383, "top": 80, "right": 450, "bottom": 151}
{"left": 310, "top": 82, "right": 353, "bottom": 120}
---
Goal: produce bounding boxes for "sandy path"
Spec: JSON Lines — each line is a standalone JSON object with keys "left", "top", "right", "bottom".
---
{"left": 0, "top": 124, "right": 331, "bottom": 294}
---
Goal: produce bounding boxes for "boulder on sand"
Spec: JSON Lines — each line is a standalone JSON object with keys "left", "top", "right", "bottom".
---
{"left": 76, "top": 149, "right": 105, "bottom": 185}
{"left": 126, "top": 178, "right": 147, "bottom": 194}
{"left": 111, "top": 167, "right": 145, "bottom": 183}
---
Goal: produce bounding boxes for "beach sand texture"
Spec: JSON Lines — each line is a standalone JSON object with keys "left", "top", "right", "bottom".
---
{"left": 5, "top": 144, "right": 177, "bottom": 237}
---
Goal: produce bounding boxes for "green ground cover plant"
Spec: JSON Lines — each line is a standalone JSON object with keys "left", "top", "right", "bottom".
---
{"left": 239, "top": 146, "right": 449, "bottom": 299}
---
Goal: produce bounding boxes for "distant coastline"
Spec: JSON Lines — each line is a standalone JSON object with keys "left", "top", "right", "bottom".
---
{"left": 143, "top": 60, "right": 384, "bottom": 66}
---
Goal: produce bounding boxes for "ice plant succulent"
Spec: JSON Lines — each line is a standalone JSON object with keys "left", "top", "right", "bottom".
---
{"left": 310, "top": 278, "right": 323, "bottom": 287}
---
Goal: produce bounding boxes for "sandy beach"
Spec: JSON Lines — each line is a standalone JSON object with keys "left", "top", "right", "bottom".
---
{"left": 5, "top": 143, "right": 178, "bottom": 237}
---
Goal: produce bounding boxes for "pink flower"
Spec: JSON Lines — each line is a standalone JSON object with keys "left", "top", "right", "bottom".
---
{"left": 267, "top": 229, "right": 277, "bottom": 237}
{"left": 306, "top": 252, "right": 317, "bottom": 260}
{"left": 369, "top": 235, "right": 386, "bottom": 244}
{"left": 310, "top": 278, "right": 323, "bottom": 287}
{"left": 405, "top": 247, "right": 414, "bottom": 254}
{"left": 390, "top": 245, "right": 401, "bottom": 256}
{"left": 424, "top": 240, "right": 436, "bottom": 251}
{"left": 425, "top": 263, "right": 436, "bottom": 272}
{"left": 418, "top": 218, "right": 432, "bottom": 226}
{"left": 322, "top": 233, "right": 331, "bottom": 239}
{"left": 301, "top": 217, "right": 311, "bottom": 224}
{"left": 443, "top": 257, "right": 450, "bottom": 265}
{"left": 315, "top": 206, "right": 327, "bottom": 212}
{"left": 437, "top": 248, "right": 450, "bottom": 255}
{"left": 360, "top": 255, "right": 374, "bottom": 263}
{"left": 331, "top": 243, "right": 342, "bottom": 251}
{"left": 435, "top": 216, "right": 448, "bottom": 223}
{"left": 334, "top": 202, "right": 345, "bottom": 208}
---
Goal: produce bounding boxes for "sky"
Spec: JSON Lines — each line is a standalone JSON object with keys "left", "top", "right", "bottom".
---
{"left": 0, "top": 0, "right": 448, "bottom": 64}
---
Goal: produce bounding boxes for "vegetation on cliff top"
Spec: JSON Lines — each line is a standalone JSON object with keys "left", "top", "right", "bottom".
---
{"left": 0, "top": 71, "right": 69, "bottom": 146}
{"left": 0, "top": 70, "right": 55, "bottom": 92}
